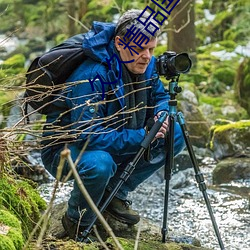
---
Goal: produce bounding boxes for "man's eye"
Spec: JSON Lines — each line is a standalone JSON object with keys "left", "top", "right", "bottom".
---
{"left": 136, "top": 47, "right": 143, "bottom": 52}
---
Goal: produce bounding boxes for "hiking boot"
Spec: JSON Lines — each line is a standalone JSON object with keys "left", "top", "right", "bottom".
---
{"left": 105, "top": 196, "right": 140, "bottom": 225}
{"left": 61, "top": 213, "right": 97, "bottom": 243}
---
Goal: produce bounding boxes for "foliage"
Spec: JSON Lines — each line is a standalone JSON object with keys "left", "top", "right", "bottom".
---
{"left": 0, "top": 174, "right": 47, "bottom": 238}
{"left": 0, "top": 209, "right": 24, "bottom": 250}
{"left": 234, "top": 57, "right": 250, "bottom": 116}
{"left": 0, "top": 54, "right": 26, "bottom": 86}
{"left": 213, "top": 67, "right": 235, "bottom": 86}
{"left": 196, "top": 0, "right": 250, "bottom": 46}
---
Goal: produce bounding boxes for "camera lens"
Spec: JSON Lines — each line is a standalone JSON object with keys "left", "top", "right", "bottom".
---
{"left": 174, "top": 53, "right": 192, "bottom": 73}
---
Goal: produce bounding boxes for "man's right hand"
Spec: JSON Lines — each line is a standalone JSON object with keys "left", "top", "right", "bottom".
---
{"left": 154, "top": 112, "right": 169, "bottom": 139}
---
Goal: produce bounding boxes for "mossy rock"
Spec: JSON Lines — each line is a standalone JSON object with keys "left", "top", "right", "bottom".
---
{"left": 213, "top": 67, "right": 235, "bottom": 86}
{"left": 213, "top": 157, "right": 250, "bottom": 184}
{"left": 209, "top": 120, "right": 250, "bottom": 160}
{"left": 1, "top": 54, "right": 25, "bottom": 71}
{"left": 199, "top": 92, "right": 249, "bottom": 122}
{"left": 0, "top": 54, "right": 26, "bottom": 86}
{"left": 28, "top": 237, "right": 211, "bottom": 250}
{"left": 0, "top": 209, "right": 24, "bottom": 250}
{"left": 107, "top": 237, "right": 210, "bottom": 250}
{"left": 44, "top": 202, "right": 211, "bottom": 250}
{"left": 235, "top": 57, "right": 250, "bottom": 116}
{"left": 0, "top": 175, "right": 47, "bottom": 239}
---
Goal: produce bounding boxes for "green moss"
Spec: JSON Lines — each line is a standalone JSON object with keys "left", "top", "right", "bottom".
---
{"left": 1, "top": 54, "right": 25, "bottom": 69}
{"left": 218, "top": 40, "right": 237, "bottom": 52}
{"left": 213, "top": 120, "right": 250, "bottom": 133}
{"left": 0, "top": 235, "right": 16, "bottom": 250}
{"left": 0, "top": 54, "right": 26, "bottom": 86}
{"left": 0, "top": 209, "right": 24, "bottom": 249}
{"left": 199, "top": 95, "right": 224, "bottom": 107}
{"left": 7, "top": 228, "right": 24, "bottom": 249}
{"left": 106, "top": 237, "right": 207, "bottom": 250}
{"left": 209, "top": 120, "right": 250, "bottom": 151}
{"left": 0, "top": 209, "right": 21, "bottom": 229}
{"left": 0, "top": 175, "right": 46, "bottom": 239}
{"left": 213, "top": 67, "right": 235, "bottom": 86}
{"left": 234, "top": 57, "right": 250, "bottom": 116}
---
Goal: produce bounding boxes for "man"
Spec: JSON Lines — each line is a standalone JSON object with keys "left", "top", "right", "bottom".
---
{"left": 41, "top": 9, "right": 185, "bottom": 241}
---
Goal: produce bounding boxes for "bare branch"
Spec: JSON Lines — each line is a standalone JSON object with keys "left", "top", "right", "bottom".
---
{"left": 63, "top": 148, "right": 124, "bottom": 250}
{"left": 68, "top": 14, "right": 90, "bottom": 32}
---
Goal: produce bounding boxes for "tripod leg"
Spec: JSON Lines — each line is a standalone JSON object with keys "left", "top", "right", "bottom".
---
{"left": 177, "top": 112, "right": 225, "bottom": 250}
{"left": 81, "top": 112, "right": 168, "bottom": 240}
{"left": 162, "top": 114, "right": 175, "bottom": 243}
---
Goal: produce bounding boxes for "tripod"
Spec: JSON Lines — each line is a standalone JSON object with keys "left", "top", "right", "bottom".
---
{"left": 82, "top": 77, "right": 225, "bottom": 250}
{"left": 81, "top": 110, "right": 168, "bottom": 241}
{"left": 162, "top": 77, "right": 225, "bottom": 249}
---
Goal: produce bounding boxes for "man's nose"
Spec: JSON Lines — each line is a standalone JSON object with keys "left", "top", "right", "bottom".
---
{"left": 142, "top": 49, "right": 150, "bottom": 59}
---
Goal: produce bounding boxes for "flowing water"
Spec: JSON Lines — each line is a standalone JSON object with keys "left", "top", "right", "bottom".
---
{"left": 38, "top": 156, "right": 250, "bottom": 250}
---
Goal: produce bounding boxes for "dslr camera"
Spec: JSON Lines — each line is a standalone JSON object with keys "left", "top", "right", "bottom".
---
{"left": 156, "top": 51, "right": 192, "bottom": 79}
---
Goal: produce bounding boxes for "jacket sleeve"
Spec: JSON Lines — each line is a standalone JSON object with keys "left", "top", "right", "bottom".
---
{"left": 65, "top": 61, "right": 146, "bottom": 156}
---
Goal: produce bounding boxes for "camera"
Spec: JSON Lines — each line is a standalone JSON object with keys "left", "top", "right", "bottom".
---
{"left": 156, "top": 51, "right": 192, "bottom": 79}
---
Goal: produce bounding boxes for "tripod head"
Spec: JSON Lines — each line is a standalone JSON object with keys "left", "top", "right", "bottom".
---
{"left": 168, "top": 76, "right": 182, "bottom": 100}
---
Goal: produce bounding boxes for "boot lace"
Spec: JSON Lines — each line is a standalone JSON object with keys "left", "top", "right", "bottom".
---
{"left": 123, "top": 200, "right": 132, "bottom": 209}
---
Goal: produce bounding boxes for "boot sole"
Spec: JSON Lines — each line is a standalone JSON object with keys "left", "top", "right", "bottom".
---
{"left": 105, "top": 210, "right": 140, "bottom": 225}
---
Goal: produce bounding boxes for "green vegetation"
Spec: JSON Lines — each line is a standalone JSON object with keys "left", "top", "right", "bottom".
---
{"left": 0, "top": 209, "right": 24, "bottom": 250}
{"left": 209, "top": 120, "right": 250, "bottom": 151}
{"left": 0, "top": 1, "right": 249, "bottom": 247}
{"left": 0, "top": 174, "right": 47, "bottom": 239}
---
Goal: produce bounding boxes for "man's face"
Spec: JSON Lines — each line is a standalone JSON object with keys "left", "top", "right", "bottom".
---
{"left": 115, "top": 36, "right": 157, "bottom": 75}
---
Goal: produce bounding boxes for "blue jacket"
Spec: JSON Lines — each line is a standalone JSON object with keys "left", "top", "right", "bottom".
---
{"left": 44, "top": 21, "right": 170, "bottom": 156}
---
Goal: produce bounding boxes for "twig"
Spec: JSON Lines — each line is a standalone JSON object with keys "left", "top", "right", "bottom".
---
{"left": 68, "top": 14, "right": 90, "bottom": 31}
{"left": 61, "top": 148, "right": 124, "bottom": 250}
{"left": 22, "top": 154, "right": 65, "bottom": 249}
{"left": 93, "top": 225, "right": 110, "bottom": 250}
{"left": 134, "top": 220, "right": 142, "bottom": 250}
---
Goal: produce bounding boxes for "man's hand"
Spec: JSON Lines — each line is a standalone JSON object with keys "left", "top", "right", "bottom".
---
{"left": 154, "top": 111, "right": 169, "bottom": 139}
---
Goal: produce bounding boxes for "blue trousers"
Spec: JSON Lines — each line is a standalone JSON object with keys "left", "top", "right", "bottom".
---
{"left": 41, "top": 123, "right": 185, "bottom": 226}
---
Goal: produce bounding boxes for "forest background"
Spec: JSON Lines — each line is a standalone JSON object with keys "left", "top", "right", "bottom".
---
{"left": 0, "top": 1, "right": 250, "bottom": 249}
{"left": 0, "top": 0, "right": 250, "bottom": 126}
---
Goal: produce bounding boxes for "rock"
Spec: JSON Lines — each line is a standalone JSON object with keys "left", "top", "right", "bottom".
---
{"left": 221, "top": 105, "right": 237, "bottom": 116}
{"left": 199, "top": 103, "right": 213, "bottom": 117}
{"left": 213, "top": 157, "right": 250, "bottom": 184}
{"left": 181, "top": 89, "right": 199, "bottom": 105}
{"left": 44, "top": 202, "right": 211, "bottom": 250}
{"left": 170, "top": 168, "right": 193, "bottom": 189}
{"left": 179, "top": 100, "right": 211, "bottom": 148}
{"left": 209, "top": 120, "right": 250, "bottom": 160}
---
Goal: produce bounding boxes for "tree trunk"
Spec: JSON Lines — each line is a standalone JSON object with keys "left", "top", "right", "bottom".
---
{"left": 78, "top": 0, "right": 88, "bottom": 20}
{"left": 67, "top": 0, "right": 77, "bottom": 36}
{"left": 167, "top": 0, "right": 196, "bottom": 63}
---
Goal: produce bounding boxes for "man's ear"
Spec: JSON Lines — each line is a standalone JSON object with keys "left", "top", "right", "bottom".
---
{"left": 114, "top": 36, "right": 121, "bottom": 51}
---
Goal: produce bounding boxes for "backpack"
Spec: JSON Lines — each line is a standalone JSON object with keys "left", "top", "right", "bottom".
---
{"left": 24, "top": 34, "right": 87, "bottom": 115}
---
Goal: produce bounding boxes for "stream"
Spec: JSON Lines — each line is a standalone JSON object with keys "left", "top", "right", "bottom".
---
{"left": 38, "top": 155, "right": 250, "bottom": 250}
{"left": 1, "top": 33, "right": 249, "bottom": 250}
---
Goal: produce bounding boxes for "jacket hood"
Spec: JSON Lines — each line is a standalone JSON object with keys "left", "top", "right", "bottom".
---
{"left": 82, "top": 21, "right": 116, "bottom": 63}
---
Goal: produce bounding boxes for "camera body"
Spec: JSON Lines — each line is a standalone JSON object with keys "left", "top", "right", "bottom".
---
{"left": 156, "top": 51, "right": 192, "bottom": 79}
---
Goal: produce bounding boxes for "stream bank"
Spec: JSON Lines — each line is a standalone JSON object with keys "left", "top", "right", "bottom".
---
{"left": 38, "top": 153, "right": 250, "bottom": 250}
